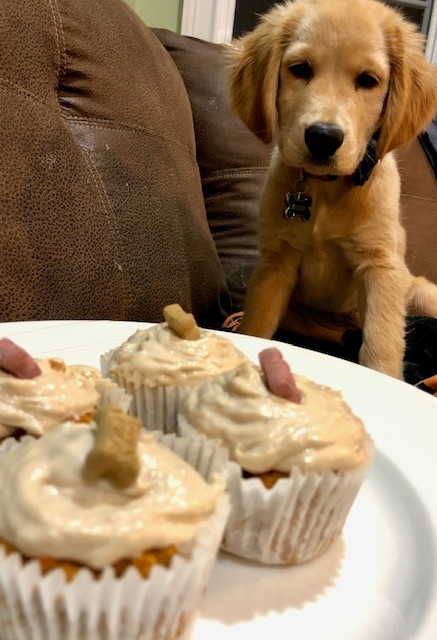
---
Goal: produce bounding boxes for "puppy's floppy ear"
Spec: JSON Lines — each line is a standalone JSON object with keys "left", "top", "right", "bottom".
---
{"left": 378, "top": 15, "right": 437, "bottom": 157}
{"left": 229, "top": 5, "right": 296, "bottom": 143}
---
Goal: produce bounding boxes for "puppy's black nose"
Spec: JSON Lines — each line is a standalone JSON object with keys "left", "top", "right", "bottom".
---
{"left": 305, "top": 122, "right": 344, "bottom": 158}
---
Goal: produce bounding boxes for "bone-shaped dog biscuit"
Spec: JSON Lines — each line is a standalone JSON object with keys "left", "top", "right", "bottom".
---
{"left": 82, "top": 405, "right": 141, "bottom": 489}
{"left": 163, "top": 304, "right": 200, "bottom": 340}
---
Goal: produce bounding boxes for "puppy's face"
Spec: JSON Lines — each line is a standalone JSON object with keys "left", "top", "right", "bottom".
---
{"left": 277, "top": 7, "right": 390, "bottom": 176}
{"left": 230, "top": 0, "right": 436, "bottom": 169}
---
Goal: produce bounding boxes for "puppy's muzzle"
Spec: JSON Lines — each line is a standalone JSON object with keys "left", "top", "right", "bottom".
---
{"left": 305, "top": 122, "right": 344, "bottom": 159}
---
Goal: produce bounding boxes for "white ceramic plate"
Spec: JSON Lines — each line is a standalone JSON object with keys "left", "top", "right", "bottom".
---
{"left": 2, "top": 320, "right": 437, "bottom": 640}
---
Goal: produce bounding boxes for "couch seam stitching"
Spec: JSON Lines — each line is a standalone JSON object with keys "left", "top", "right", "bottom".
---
{"left": 401, "top": 194, "right": 437, "bottom": 203}
{"left": 69, "top": 139, "right": 133, "bottom": 316}
{"left": 48, "top": 3, "right": 131, "bottom": 315}
{"left": 49, "top": 0, "right": 67, "bottom": 90}
{"left": 203, "top": 167, "right": 269, "bottom": 180}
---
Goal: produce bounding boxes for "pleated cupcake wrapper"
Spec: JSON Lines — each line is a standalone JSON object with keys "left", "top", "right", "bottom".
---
{"left": 178, "top": 415, "right": 370, "bottom": 565}
{"left": 131, "top": 384, "right": 188, "bottom": 434}
{"left": 222, "top": 461, "right": 369, "bottom": 564}
{"left": 99, "top": 351, "right": 112, "bottom": 379}
{"left": 0, "top": 379, "right": 132, "bottom": 458}
{"left": 0, "top": 495, "right": 229, "bottom": 640}
{"left": 155, "top": 431, "right": 229, "bottom": 485}
{"left": 0, "top": 435, "right": 36, "bottom": 458}
{"left": 101, "top": 350, "right": 195, "bottom": 434}
{"left": 0, "top": 433, "right": 230, "bottom": 640}
{"left": 95, "top": 378, "right": 132, "bottom": 414}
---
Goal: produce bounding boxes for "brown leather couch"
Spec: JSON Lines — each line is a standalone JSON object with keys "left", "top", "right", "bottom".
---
{"left": 1, "top": 0, "right": 435, "bottom": 331}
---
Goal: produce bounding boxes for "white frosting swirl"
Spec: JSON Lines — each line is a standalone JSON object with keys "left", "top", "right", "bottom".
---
{"left": 180, "top": 363, "right": 373, "bottom": 473}
{"left": 0, "top": 360, "right": 100, "bottom": 438}
{"left": 0, "top": 423, "right": 221, "bottom": 568}
{"left": 107, "top": 324, "right": 248, "bottom": 387}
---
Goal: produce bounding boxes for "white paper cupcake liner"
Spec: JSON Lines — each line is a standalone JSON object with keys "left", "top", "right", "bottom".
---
{"left": 0, "top": 497, "right": 229, "bottom": 640}
{"left": 222, "top": 460, "right": 369, "bottom": 564}
{"left": 0, "top": 435, "right": 36, "bottom": 458}
{"left": 117, "top": 376, "right": 188, "bottom": 434}
{"left": 132, "top": 383, "right": 187, "bottom": 434}
{"left": 0, "top": 433, "right": 230, "bottom": 640}
{"left": 99, "top": 351, "right": 112, "bottom": 379}
{"left": 96, "top": 378, "right": 132, "bottom": 414}
{"left": 101, "top": 351, "right": 194, "bottom": 434}
{"left": 155, "top": 430, "right": 229, "bottom": 486}
{"left": 178, "top": 415, "right": 371, "bottom": 565}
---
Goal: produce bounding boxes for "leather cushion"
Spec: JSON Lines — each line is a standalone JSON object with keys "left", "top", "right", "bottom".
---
{"left": 0, "top": 0, "right": 230, "bottom": 327}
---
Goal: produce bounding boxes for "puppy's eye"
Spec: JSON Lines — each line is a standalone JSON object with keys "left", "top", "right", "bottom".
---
{"left": 288, "top": 62, "right": 313, "bottom": 80}
{"left": 356, "top": 72, "right": 379, "bottom": 89}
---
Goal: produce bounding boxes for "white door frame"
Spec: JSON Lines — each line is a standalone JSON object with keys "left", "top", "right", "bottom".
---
{"left": 180, "top": 0, "right": 236, "bottom": 43}
{"left": 425, "top": 1, "right": 437, "bottom": 62}
{"left": 181, "top": 0, "right": 437, "bottom": 62}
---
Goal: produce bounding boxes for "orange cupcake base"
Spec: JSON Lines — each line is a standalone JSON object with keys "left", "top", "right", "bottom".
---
{"left": 0, "top": 539, "right": 177, "bottom": 581}
{"left": 242, "top": 468, "right": 289, "bottom": 489}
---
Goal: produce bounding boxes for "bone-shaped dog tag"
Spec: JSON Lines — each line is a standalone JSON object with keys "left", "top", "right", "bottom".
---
{"left": 284, "top": 192, "right": 312, "bottom": 221}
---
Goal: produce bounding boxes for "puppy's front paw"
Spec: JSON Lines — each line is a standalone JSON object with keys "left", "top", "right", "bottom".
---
{"left": 359, "top": 342, "right": 404, "bottom": 379}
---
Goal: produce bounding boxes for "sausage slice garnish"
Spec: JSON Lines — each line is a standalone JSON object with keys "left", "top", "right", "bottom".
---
{"left": 259, "top": 347, "right": 301, "bottom": 403}
{"left": 0, "top": 338, "right": 42, "bottom": 379}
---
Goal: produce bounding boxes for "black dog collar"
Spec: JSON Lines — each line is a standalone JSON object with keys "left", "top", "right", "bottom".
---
{"left": 305, "top": 131, "right": 381, "bottom": 186}
{"left": 351, "top": 131, "right": 380, "bottom": 186}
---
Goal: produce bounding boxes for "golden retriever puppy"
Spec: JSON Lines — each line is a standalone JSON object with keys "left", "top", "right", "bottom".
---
{"left": 230, "top": 0, "right": 437, "bottom": 379}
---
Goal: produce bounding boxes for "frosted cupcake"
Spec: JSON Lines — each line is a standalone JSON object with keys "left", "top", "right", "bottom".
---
{"left": 0, "top": 338, "right": 130, "bottom": 450}
{"left": 101, "top": 304, "right": 248, "bottom": 433}
{"left": 179, "top": 348, "right": 374, "bottom": 565}
{"left": 0, "top": 407, "right": 229, "bottom": 640}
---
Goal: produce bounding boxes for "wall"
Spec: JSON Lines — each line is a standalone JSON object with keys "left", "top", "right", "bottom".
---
{"left": 124, "top": 0, "right": 183, "bottom": 32}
